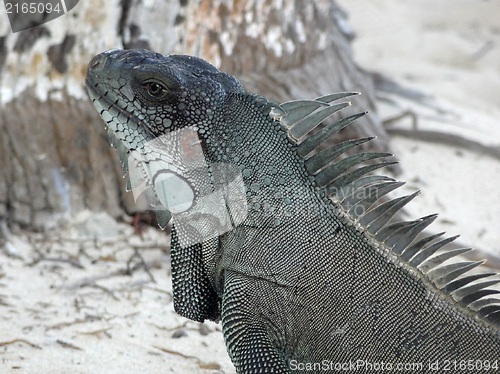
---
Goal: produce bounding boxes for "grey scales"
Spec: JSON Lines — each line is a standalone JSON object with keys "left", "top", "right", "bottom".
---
{"left": 85, "top": 49, "right": 500, "bottom": 373}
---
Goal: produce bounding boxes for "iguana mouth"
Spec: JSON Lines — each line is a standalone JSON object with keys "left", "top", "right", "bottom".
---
{"left": 85, "top": 75, "right": 155, "bottom": 152}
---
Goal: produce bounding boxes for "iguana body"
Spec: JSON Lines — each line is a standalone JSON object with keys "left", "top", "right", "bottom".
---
{"left": 85, "top": 49, "right": 500, "bottom": 373}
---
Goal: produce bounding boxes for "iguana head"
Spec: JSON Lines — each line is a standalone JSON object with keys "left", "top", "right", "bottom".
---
{"left": 85, "top": 49, "right": 244, "bottom": 151}
{"left": 85, "top": 49, "right": 249, "bottom": 232}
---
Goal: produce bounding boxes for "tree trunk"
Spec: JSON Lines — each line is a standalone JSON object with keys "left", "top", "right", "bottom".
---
{"left": 0, "top": 0, "right": 390, "bottom": 230}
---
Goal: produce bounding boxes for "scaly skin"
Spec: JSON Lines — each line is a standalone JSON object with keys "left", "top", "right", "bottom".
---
{"left": 86, "top": 49, "right": 500, "bottom": 374}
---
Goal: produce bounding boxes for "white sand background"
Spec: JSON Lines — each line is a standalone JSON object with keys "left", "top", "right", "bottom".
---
{"left": 1, "top": 1, "right": 500, "bottom": 373}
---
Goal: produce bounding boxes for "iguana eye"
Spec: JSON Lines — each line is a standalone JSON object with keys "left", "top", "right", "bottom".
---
{"left": 145, "top": 82, "right": 164, "bottom": 97}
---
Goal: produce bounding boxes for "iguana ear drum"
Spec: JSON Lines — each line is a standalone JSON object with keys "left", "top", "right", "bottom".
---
{"left": 153, "top": 171, "right": 194, "bottom": 214}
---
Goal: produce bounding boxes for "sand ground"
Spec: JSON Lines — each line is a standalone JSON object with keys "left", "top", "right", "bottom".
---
{"left": 1, "top": 1, "right": 500, "bottom": 373}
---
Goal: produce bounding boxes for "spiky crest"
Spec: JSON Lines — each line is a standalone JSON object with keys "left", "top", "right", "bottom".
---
{"left": 276, "top": 93, "right": 500, "bottom": 330}
{"left": 106, "top": 82, "right": 500, "bottom": 328}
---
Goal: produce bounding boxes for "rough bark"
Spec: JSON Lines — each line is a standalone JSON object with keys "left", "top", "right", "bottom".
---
{"left": 0, "top": 0, "right": 390, "bottom": 230}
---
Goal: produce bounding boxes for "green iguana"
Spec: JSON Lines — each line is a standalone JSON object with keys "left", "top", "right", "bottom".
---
{"left": 85, "top": 49, "right": 500, "bottom": 373}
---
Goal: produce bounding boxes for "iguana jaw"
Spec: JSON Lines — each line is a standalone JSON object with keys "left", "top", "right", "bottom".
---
{"left": 85, "top": 51, "right": 157, "bottom": 153}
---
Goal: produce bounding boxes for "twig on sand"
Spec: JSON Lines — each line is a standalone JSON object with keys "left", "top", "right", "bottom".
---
{"left": 46, "top": 315, "right": 103, "bottom": 330}
{"left": 126, "top": 249, "right": 157, "bottom": 283}
{"left": 61, "top": 257, "right": 166, "bottom": 290}
{"left": 56, "top": 339, "right": 83, "bottom": 350}
{"left": 386, "top": 128, "right": 500, "bottom": 161}
{"left": 78, "top": 328, "right": 113, "bottom": 338}
{"left": 29, "top": 252, "right": 85, "bottom": 269}
{"left": 149, "top": 320, "right": 190, "bottom": 332}
{"left": 382, "top": 110, "right": 418, "bottom": 129}
{"left": 0, "top": 339, "right": 42, "bottom": 349}
{"left": 153, "top": 345, "right": 221, "bottom": 370}
{"left": 80, "top": 282, "right": 120, "bottom": 300}
{"left": 372, "top": 72, "right": 433, "bottom": 105}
